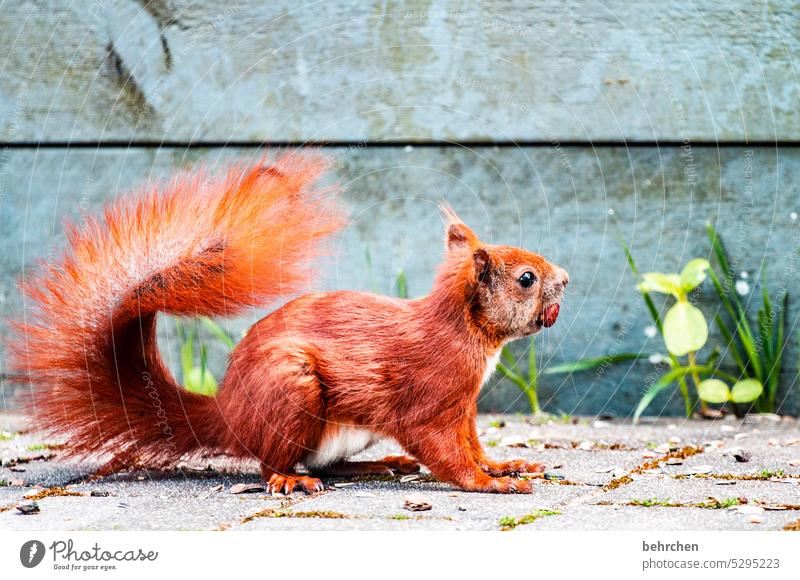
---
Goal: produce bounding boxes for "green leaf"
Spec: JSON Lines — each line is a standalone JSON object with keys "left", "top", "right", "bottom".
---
{"left": 638, "top": 272, "right": 682, "bottom": 297}
{"left": 663, "top": 302, "right": 708, "bottom": 356}
{"left": 730, "top": 379, "right": 763, "bottom": 403}
{"left": 543, "top": 352, "right": 650, "bottom": 375}
{"left": 698, "top": 379, "right": 730, "bottom": 404}
{"left": 679, "top": 258, "right": 710, "bottom": 292}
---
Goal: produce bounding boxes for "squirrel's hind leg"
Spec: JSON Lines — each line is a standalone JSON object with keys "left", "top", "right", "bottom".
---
{"left": 224, "top": 341, "right": 329, "bottom": 494}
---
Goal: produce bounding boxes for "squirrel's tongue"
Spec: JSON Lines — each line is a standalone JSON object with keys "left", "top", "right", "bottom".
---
{"left": 542, "top": 303, "right": 560, "bottom": 328}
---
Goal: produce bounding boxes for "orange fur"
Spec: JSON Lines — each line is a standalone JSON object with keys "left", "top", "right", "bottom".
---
{"left": 9, "top": 153, "right": 568, "bottom": 494}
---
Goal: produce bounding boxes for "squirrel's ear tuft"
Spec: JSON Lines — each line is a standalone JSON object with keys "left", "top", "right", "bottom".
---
{"left": 440, "top": 202, "right": 480, "bottom": 253}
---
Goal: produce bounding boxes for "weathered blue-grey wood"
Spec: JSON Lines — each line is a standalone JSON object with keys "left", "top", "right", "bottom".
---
{"left": 1, "top": 0, "right": 799, "bottom": 142}
{"left": 1, "top": 146, "right": 798, "bottom": 415}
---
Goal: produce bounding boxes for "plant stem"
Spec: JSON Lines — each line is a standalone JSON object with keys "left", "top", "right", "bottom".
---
{"left": 677, "top": 373, "right": 693, "bottom": 417}
{"left": 687, "top": 351, "right": 706, "bottom": 412}
{"left": 525, "top": 386, "right": 541, "bottom": 415}
{"left": 527, "top": 338, "right": 540, "bottom": 414}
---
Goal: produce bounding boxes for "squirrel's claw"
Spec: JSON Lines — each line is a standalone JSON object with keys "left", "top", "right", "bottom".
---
{"left": 267, "top": 474, "right": 324, "bottom": 495}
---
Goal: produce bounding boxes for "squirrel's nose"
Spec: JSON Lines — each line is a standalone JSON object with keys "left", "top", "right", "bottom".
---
{"left": 557, "top": 268, "right": 569, "bottom": 288}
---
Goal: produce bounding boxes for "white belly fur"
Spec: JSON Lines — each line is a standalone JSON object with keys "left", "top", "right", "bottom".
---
{"left": 481, "top": 351, "right": 502, "bottom": 388}
{"left": 304, "top": 426, "right": 381, "bottom": 468}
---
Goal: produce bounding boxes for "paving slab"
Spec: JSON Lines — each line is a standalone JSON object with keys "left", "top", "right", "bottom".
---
{"left": 3, "top": 413, "right": 800, "bottom": 531}
{"left": 515, "top": 505, "right": 800, "bottom": 531}
{"left": 601, "top": 477, "right": 800, "bottom": 507}
{"left": 290, "top": 482, "right": 587, "bottom": 521}
{"left": 236, "top": 514, "right": 467, "bottom": 531}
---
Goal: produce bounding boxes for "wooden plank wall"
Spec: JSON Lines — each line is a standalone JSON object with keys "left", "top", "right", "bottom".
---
{"left": 1, "top": 1, "right": 799, "bottom": 415}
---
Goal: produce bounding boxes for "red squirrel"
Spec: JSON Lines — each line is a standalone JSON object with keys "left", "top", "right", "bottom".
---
{"left": 9, "top": 153, "right": 568, "bottom": 494}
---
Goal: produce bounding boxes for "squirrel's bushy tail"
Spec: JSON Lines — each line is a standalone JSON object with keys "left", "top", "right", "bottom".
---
{"left": 8, "top": 153, "right": 344, "bottom": 467}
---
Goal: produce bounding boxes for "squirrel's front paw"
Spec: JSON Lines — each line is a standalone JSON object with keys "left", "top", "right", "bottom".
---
{"left": 486, "top": 476, "right": 534, "bottom": 494}
{"left": 484, "top": 459, "right": 545, "bottom": 477}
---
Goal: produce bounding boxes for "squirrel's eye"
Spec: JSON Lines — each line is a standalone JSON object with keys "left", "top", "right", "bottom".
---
{"left": 518, "top": 271, "right": 536, "bottom": 288}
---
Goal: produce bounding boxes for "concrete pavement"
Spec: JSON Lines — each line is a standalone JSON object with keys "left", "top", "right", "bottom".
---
{"left": 2, "top": 413, "right": 799, "bottom": 531}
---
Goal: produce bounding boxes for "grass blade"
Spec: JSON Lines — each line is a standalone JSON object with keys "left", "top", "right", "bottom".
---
{"left": 395, "top": 269, "right": 409, "bottom": 299}
{"left": 200, "top": 343, "right": 208, "bottom": 385}
{"left": 713, "top": 314, "right": 746, "bottom": 375}
{"left": 543, "top": 352, "right": 650, "bottom": 375}
{"left": 709, "top": 266, "right": 763, "bottom": 380}
{"left": 501, "top": 346, "right": 517, "bottom": 370}
{"left": 497, "top": 363, "right": 528, "bottom": 393}
{"left": 496, "top": 362, "right": 529, "bottom": 393}
{"left": 758, "top": 307, "right": 773, "bottom": 366}
{"left": 179, "top": 326, "right": 194, "bottom": 383}
{"left": 633, "top": 366, "right": 699, "bottom": 423}
{"left": 618, "top": 236, "right": 665, "bottom": 332}
{"left": 706, "top": 222, "right": 733, "bottom": 281}
{"left": 705, "top": 346, "right": 722, "bottom": 370}
{"left": 620, "top": 236, "right": 640, "bottom": 276}
{"left": 199, "top": 317, "right": 235, "bottom": 350}
{"left": 760, "top": 267, "right": 774, "bottom": 363}
{"left": 766, "top": 292, "right": 788, "bottom": 409}
{"left": 528, "top": 338, "right": 537, "bottom": 392}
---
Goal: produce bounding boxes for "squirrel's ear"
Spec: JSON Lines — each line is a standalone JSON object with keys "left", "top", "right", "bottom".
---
{"left": 446, "top": 222, "right": 480, "bottom": 253}
{"left": 440, "top": 203, "right": 480, "bottom": 253}
{"left": 473, "top": 248, "right": 492, "bottom": 282}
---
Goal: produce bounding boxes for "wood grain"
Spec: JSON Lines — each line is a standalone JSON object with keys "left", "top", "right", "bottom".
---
{"left": 1, "top": 0, "right": 798, "bottom": 142}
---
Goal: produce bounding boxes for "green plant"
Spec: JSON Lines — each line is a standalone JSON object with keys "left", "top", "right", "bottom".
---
{"left": 25, "top": 443, "right": 59, "bottom": 451}
{"left": 497, "top": 338, "right": 648, "bottom": 415}
{"left": 620, "top": 238, "right": 693, "bottom": 417}
{"left": 759, "top": 468, "right": 786, "bottom": 479}
{"left": 629, "top": 498, "right": 672, "bottom": 507}
{"left": 716, "top": 498, "right": 742, "bottom": 509}
{"left": 628, "top": 225, "right": 792, "bottom": 418}
{"left": 621, "top": 239, "right": 763, "bottom": 421}
{"left": 174, "top": 317, "right": 234, "bottom": 396}
{"left": 630, "top": 255, "right": 761, "bottom": 420}
{"left": 498, "top": 509, "right": 560, "bottom": 530}
{"left": 706, "top": 223, "right": 790, "bottom": 412}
